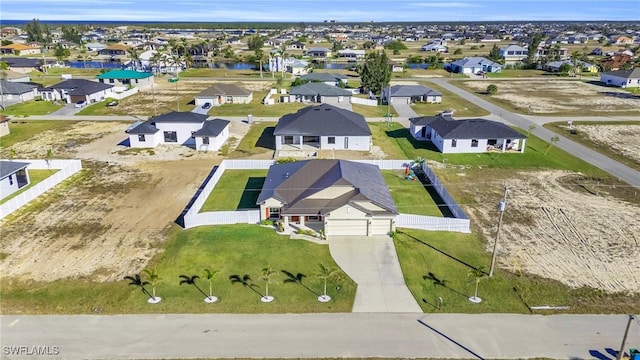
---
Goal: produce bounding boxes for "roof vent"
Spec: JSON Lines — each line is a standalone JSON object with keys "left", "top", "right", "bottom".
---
{"left": 325, "top": 108, "right": 331, "bottom": 111}
{"left": 283, "top": 172, "right": 289, "bottom": 179}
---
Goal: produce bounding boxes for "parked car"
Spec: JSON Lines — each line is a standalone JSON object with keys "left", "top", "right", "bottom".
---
{"left": 202, "top": 102, "right": 211, "bottom": 110}
{"left": 106, "top": 101, "right": 118, "bottom": 107}
{"left": 74, "top": 100, "right": 86, "bottom": 108}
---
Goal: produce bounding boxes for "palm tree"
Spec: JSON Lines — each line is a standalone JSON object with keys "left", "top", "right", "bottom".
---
{"left": 124, "top": 274, "right": 155, "bottom": 301}
{"left": 179, "top": 274, "right": 211, "bottom": 302}
{"left": 259, "top": 265, "right": 278, "bottom": 302}
{"left": 127, "top": 48, "right": 141, "bottom": 71}
{"left": 203, "top": 268, "right": 220, "bottom": 303}
{"left": 143, "top": 267, "right": 160, "bottom": 302}
{"left": 150, "top": 50, "right": 163, "bottom": 74}
{"left": 544, "top": 136, "right": 560, "bottom": 156}
{"left": 467, "top": 267, "right": 487, "bottom": 303}
{"left": 315, "top": 263, "right": 341, "bottom": 302}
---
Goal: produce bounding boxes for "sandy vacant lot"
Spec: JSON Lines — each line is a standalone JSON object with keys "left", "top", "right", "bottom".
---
{"left": 462, "top": 80, "right": 640, "bottom": 115}
{"left": 0, "top": 120, "right": 252, "bottom": 282}
{"left": 461, "top": 169, "right": 640, "bottom": 294}
{"left": 568, "top": 124, "right": 640, "bottom": 165}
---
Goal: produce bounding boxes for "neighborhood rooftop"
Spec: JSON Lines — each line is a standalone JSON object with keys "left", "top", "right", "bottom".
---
{"left": 410, "top": 114, "right": 527, "bottom": 139}
{"left": 274, "top": 104, "right": 371, "bottom": 136}
{"left": 0, "top": 160, "right": 30, "bottom": 179}
{"left": 95, "top": 70, "right": 153, "bottom": 79}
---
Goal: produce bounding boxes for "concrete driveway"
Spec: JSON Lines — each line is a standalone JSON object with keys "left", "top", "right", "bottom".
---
{"left": 391, "top": 101, "right": 418, "bottom": 118}
{"left": 328, "top": 235, "right": 422, "bottom": 313}
{"left": 191, "top": 104, "right": 210, "bottom": 115}
{"left": 50, "top": 103, "right": 84, "bottom": 116}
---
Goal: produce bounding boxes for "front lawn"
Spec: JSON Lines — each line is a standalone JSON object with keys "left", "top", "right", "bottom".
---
{"left": 1, "top": 100, "right": 64, "bottom": 116}
{"left": 411, "top": 82, "right": 490, "bottom": 117}
{"left": 370, "top": 122, "right": 608, "bottom": 175}
{"left": 0, "top": 169, "right": 59, "bottom": 205}
{"left": 350, "top": 104, "right": 398, "bottom": 118}
{"left": 210, "top": 91, "right": 307, "bottom": 117}
{"left": 0, "top": 225, "right": 356, "bottom": 314}
{"left": 394, "top": 228, "right": 640, "bottom": 313}
{"left": 382, "top": 170, "right": 443, "bottom": 217}
{"left": 227, "top": 122, "right": 276, "bottom": 158}
{"left": 200, "top": 170, "right": 267, "bottom": 211}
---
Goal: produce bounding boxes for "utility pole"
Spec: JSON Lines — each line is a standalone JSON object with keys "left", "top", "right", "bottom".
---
{"left": 616, "top": 314, "right": 636, "bottom": 360}
{"left": 489, "top": 184, "right": 509, "bottom": 277}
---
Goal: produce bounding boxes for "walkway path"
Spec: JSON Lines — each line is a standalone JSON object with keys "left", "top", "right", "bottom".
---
{"left": 328, "top": 236, "right": 422, "bottom": 313}
{"left": 1, "top": 313, "right": 633, "bottom": 359}
{"left": 426, "top": 78, "right": 640, "bottom": 189}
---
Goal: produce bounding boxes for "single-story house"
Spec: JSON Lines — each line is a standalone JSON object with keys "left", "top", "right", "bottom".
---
{"left": 0, "top": 115, "right": 10, "bottom": 137}
{"left": 0, "top": 43, "right": 41, "bottom": 55}
{"left": 306, "top": 47, "right": 331, "bottom": 59}
{"left": 544, "top": 60, "right": 598, "bottom": 73}
{"left": 95, "top": 69, "right": 154, "bottom": 89}
{"left": 421, "top": 43, "right": 447, "bottom": 52}
{"left": 0, "top": 57, "right": 42, "bottom": 74}
{"left": 499, "top": 44, "right": 528, "bottom": 66}
{"left": 287, "top": 41, "right": 306, "bottom": 50}
{"left": 446, "top": 57, "right": 502, "bottom": 74}
{"left": 274, "top": 104, "right": 371, "bottom": 151}
{"left": 300, "top": 72, "right": 348, "bottom": 87}
{"left": 85, "top": 42, "right": 108, "bottom": 52}
{"left": 126, "top": 112, "right": 230, "bottom": 151}
{"left": 288, "top": 82, "right": 352, "bottom": 105}
{"left": 600, "top": 68, "right": 640, "bottom": 88}
{"left": 40, "top": 79, "right": 115, "bottom": 104}
{"left": 256, "top": 159, "right": 398, "bottom": 236}
{"left": 285, "top": 58, "right": 309, "bottom": 75}
{"left": 193, "top": 84, "right": 253, "bottom": 106}
{"left": 0, "top": 160, "right": 31, "bottom": 199}
{"left": 383, "top": 85, "right": 442, "bottom": 104}
{"left": 97, "top": 44, "right": 129, "bottom": 58}
{"left": 0, "top": 80, "right": 39, "bottom": 103}
{"left": 337, "top": 49, "right": 366, "bottom": 60}
{"left": 409, "top": 114, "right": 527, "bottom": 154}
{"left": 192, "top": 119, "right": 231, "bottom": 151}
{"left": 3, "top": 69, "right": 32, "bottom": 82}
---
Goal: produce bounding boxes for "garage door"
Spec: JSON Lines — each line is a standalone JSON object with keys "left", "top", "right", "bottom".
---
{"left": 69, "top": 95, "right": 86, "bottom": 103}
{"left": 326, "top": 219, "right": 367, "bottom": 236}
{"left": 322, "top": 96, "right": 340, "bottom": 105}
{"left": 370, "top": 219, "right": 392, "bottom": 235}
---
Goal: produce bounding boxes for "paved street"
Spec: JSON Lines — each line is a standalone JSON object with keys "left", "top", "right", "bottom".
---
{"left": 328, "top": 236, "right": 422, "bottom": 313}
{"left": 427, "top": 78, "right": 640, "bottom": 189}
{"left": 1, "top": 313, "right": 635, "bottom": 359}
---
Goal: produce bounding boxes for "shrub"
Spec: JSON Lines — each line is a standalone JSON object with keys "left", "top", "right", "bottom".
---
{"left": 260, "top": 219, "right": 274, "bottom": 226}
{"left": 486, "top": 84, "right": 498, "bottom": 95}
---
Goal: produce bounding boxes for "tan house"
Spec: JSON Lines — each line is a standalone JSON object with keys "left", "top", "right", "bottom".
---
{"left": 0, "top": 43, "right": 41, "bottom": 55}
{"left": 256, "top": 159, "right": 398, "bottom": 237}
{"left": 193, "top": 84, "right": 253, "bottom": 106}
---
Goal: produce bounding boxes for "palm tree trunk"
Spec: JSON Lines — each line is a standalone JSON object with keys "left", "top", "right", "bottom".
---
{"left": 323, "top": 278, "right": 327, "bottom": 297}
{"left": 265, "top": 283, "right": 269, "bottom": 297}
{"left": 152, "top": 286, "right": 156, "bottom": 299}
{"left": 474, "top": 280, "right": 479, "bottom": 299}
{"left": 209, "top": 281, "right": 213, "bottom": 298}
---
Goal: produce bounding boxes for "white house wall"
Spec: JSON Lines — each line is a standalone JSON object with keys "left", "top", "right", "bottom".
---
{"left": 600, "top": 74, "right": 640, "bottom": 88}
{"left": 155, "top": 122, "right": 203, "bottom": 145}
{"left": 0, "top": 174, "right": 21, "bottom": 199}
{"left": 195, "top": 126, "right": 229, "bottom": 152}
{"left": 128, "top": 132, "right": 162, "bottom": 148}
{"left": 320, "top": 136, "right": 370, "bottom": 151}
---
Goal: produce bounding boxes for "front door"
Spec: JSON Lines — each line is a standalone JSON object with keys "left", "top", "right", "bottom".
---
{"left": 421, "top": 127, "right": 426, "bottom": 138}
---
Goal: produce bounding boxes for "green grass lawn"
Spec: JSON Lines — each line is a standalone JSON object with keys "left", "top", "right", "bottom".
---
{"left": 394, "top": 228, "right": 640, "bottom": 313}
{"left": 485, "top": 69, "right": 548, "bottom": 78}
{"left": 1, "top": 100, "right": 64, "bottom": 116}
{"left": 33, "top": 68, "right": 102, "bottom": 77}
{"left": 227, "top": 122, "right": 276, "bottom": 158}
{"left": 200, "top": 170, "right": 267, "bottom": 211}
{"left": 411, "top": 82, "right": 490, "bottom": 118}
{"left": 350, "top": 104, "right": 398, "bottom": 118}
{"left": 209, "top": 91, "right": 307, "bottom": 117}
{"left": 0, "top": 225, "right": 356, "bottom": 314}
{"left": 544, "top": 121, "right": 640, "bottom": 171}
{"left": 0, "top": 169, "right": 59, "bottom": 205}
{"left": 382, "top": 171, "right": 443, "bottom": 216}
{"left": 75, "top": 98, "right": 120, "bottom": 115}
{"left": 0, "top": 121, "right": 78, "bottom": 150}
{"left": 370, "top": 122, "right": 608, "bottom": 175}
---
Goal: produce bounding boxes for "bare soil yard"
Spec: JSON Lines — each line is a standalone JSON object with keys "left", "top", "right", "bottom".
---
{"left": 454, "top": 168, "right": 640, "bottom": 294}
{"left": 0, "top": 120, "right": 252, "bottom": 282}
{"left": 569, "top": 124, "right": 640, "bottom": 165}
{"left": 461, "top": 80, "right": 640, "bottom": 116}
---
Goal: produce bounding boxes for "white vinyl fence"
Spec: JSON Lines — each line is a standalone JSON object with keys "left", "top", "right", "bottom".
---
{"left": 350, "top": 97, "right": 378, "bottom": 106}
{"left": 111, "top": 87, "right": 139, "bottom": 100}
{"left": 0, "top": 159, "right": 82, "bottom": 219}
{"left": 182, "top": 159, "right": 470, "bottom": 233}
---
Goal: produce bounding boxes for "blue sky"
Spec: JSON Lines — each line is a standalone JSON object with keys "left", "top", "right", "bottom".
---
{"left": 1, "top": 0, "right": 639, "bottom": 22}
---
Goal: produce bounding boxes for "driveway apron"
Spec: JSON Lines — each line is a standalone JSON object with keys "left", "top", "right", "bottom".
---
{"left": 328, "top": 235, "right": 422, "bottom": 313}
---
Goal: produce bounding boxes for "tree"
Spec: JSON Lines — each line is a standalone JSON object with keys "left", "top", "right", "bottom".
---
{"left": 467, "top": 267, "right": 487, "bottom": 303}
{"left": 559, "top": 63, "right": 573, "bottom": 74}
{"left": 45, "top": 148, "right": 53, "bottom": 171}
{"left": 486, "top": 84, "right": 498, "bottom": 95}
{"left": 124, "top": 274, "right": 155, "bottom": 301}
{"left": 488, "top": 44, "right": 501, "bottom": 61}
{"left": 61, "top": 26, "right": 82, "bottom": 44}
{"left": 259, "top": 265, "right": 278, "bottom": 302}
{"left": 361, "top": 40, "right": 376, "bottom": 50}
{"left": 384, "top": 40, "right": 407, "bottom": 55}
{"left": 127, "top": 48, "right": 141, "bottom": 71}
{"left": 453, "top": 49, "right": 463, "bottom": 55}
{"left": 315, "top": 263, "right": 341, "bottom": 302}
{"left": 332, "top": 41, "right": 343, "bottom": 52}
{"left": 544, "top": 136, "right": 560, "bottom": 155}
{"left": 247, "top": 35, "right": 264, "bottom": 52}
{"left": 143, "top": 267, "right": 160, "bottom": 300}
{"left": 526, "top": 33, "right": 543, "bottom": 67}
{"left": 203, "top": 268, "right": 220, "bottom": 303}
{"left": 53, "top": 43, "right": 70, "bottom": 63}
{"left": 25, "top": 19, "right": 45, "bottom": 43}
{"left": 358, "top": 51, "right": 391, "bottom": 101}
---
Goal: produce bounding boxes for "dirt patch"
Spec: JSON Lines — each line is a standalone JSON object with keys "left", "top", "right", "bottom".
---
{"left": 462, "top": 80, "right": 640, "bottom": 115}
{"left": 567, "top": 124, "right": 640, "bottom": 164}
{"left": 463, "top": 170, "right": 640, "bottom": 293}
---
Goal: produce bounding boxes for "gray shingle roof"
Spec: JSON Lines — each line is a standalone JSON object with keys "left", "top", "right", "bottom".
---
{"left": 43, "top": 79, "right": 114, "bottom": 95}
{"left": 0, "top": 80, "right": 38, "bottom": 95}
{"left": 0, "top": 160, "right": 29, "bottom": 179}
{"left": 149, "top": 111, "right": 208, "bottom": 123}
{"left": 300, "top": 72, "right": 347, "bottom": 82}
{"left": 449, "top": 57, "right": 502, "bottom": 69}
{"left": 256, "top": 159, "right": 397, "bottom": 215}
{"left": 193, "top": 119, "right": 230, "bottom": 137}
{"left": 389, "top": 85, "right": 441, "bottom": 97}
{"left": 126, "top": 121, "right": 159, "bottom": 134}
{"left": 195, "top": 84, "right": 252, "bottom": 97}
{"left": 603, "top": 68, "right": 640, "bottom": 79}
{"left": 410, "top": 115, "right": 526, "bottom": 139}
{"left": 274, "top": 104, "right": 371, "bottom": 136}
{"left": 290, "top": 82, "right": 352, "bottom": 97}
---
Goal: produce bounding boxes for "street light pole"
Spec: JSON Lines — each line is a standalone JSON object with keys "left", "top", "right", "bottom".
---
{"left": 489, "top": 184, "right": 509, "bottom": 277}
{"left": 616, "top": 314, "right": 636, "bottom": 360}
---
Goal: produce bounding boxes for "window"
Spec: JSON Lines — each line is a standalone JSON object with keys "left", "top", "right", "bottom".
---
{"left": 283, "top": 136, "right": 294, "bottom": 144}
{"left": 202, "top": 136, "right": 209, "bottom": 145}
{"left": 8, "top": 174, "right": 13, "bottom": 185}
{"left": 164, "top": 131, "right": 178, "bottom": 143}
{"left": 451, "top": 139, "right": 457, "bottom": 147}
{"left": 488, "top": 139, "right": 497, "bottom": 146}
{"left": 268, "top": 207, "right": 280, "bottom": 219}
{"left": 471, "top": 139, "right": 479, "bottom": 147}
{"left": 344, "top": 137, "right": 349, "bottom": 149}
{"left": 138, "top": 134, "right": 146, "bottom": 142}
{"left": 328, "top": 137, "right": 335, "bottom": 144}
{"left": 226, "top": 96, "right": 233, "bottom": 103}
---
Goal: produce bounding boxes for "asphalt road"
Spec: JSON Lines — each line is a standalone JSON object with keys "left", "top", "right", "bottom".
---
{"left": 1, "top": 313, "right": 634, "bottom": 359}
{"left": 427, "top": 78, "right": 640, "bottom": 189}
